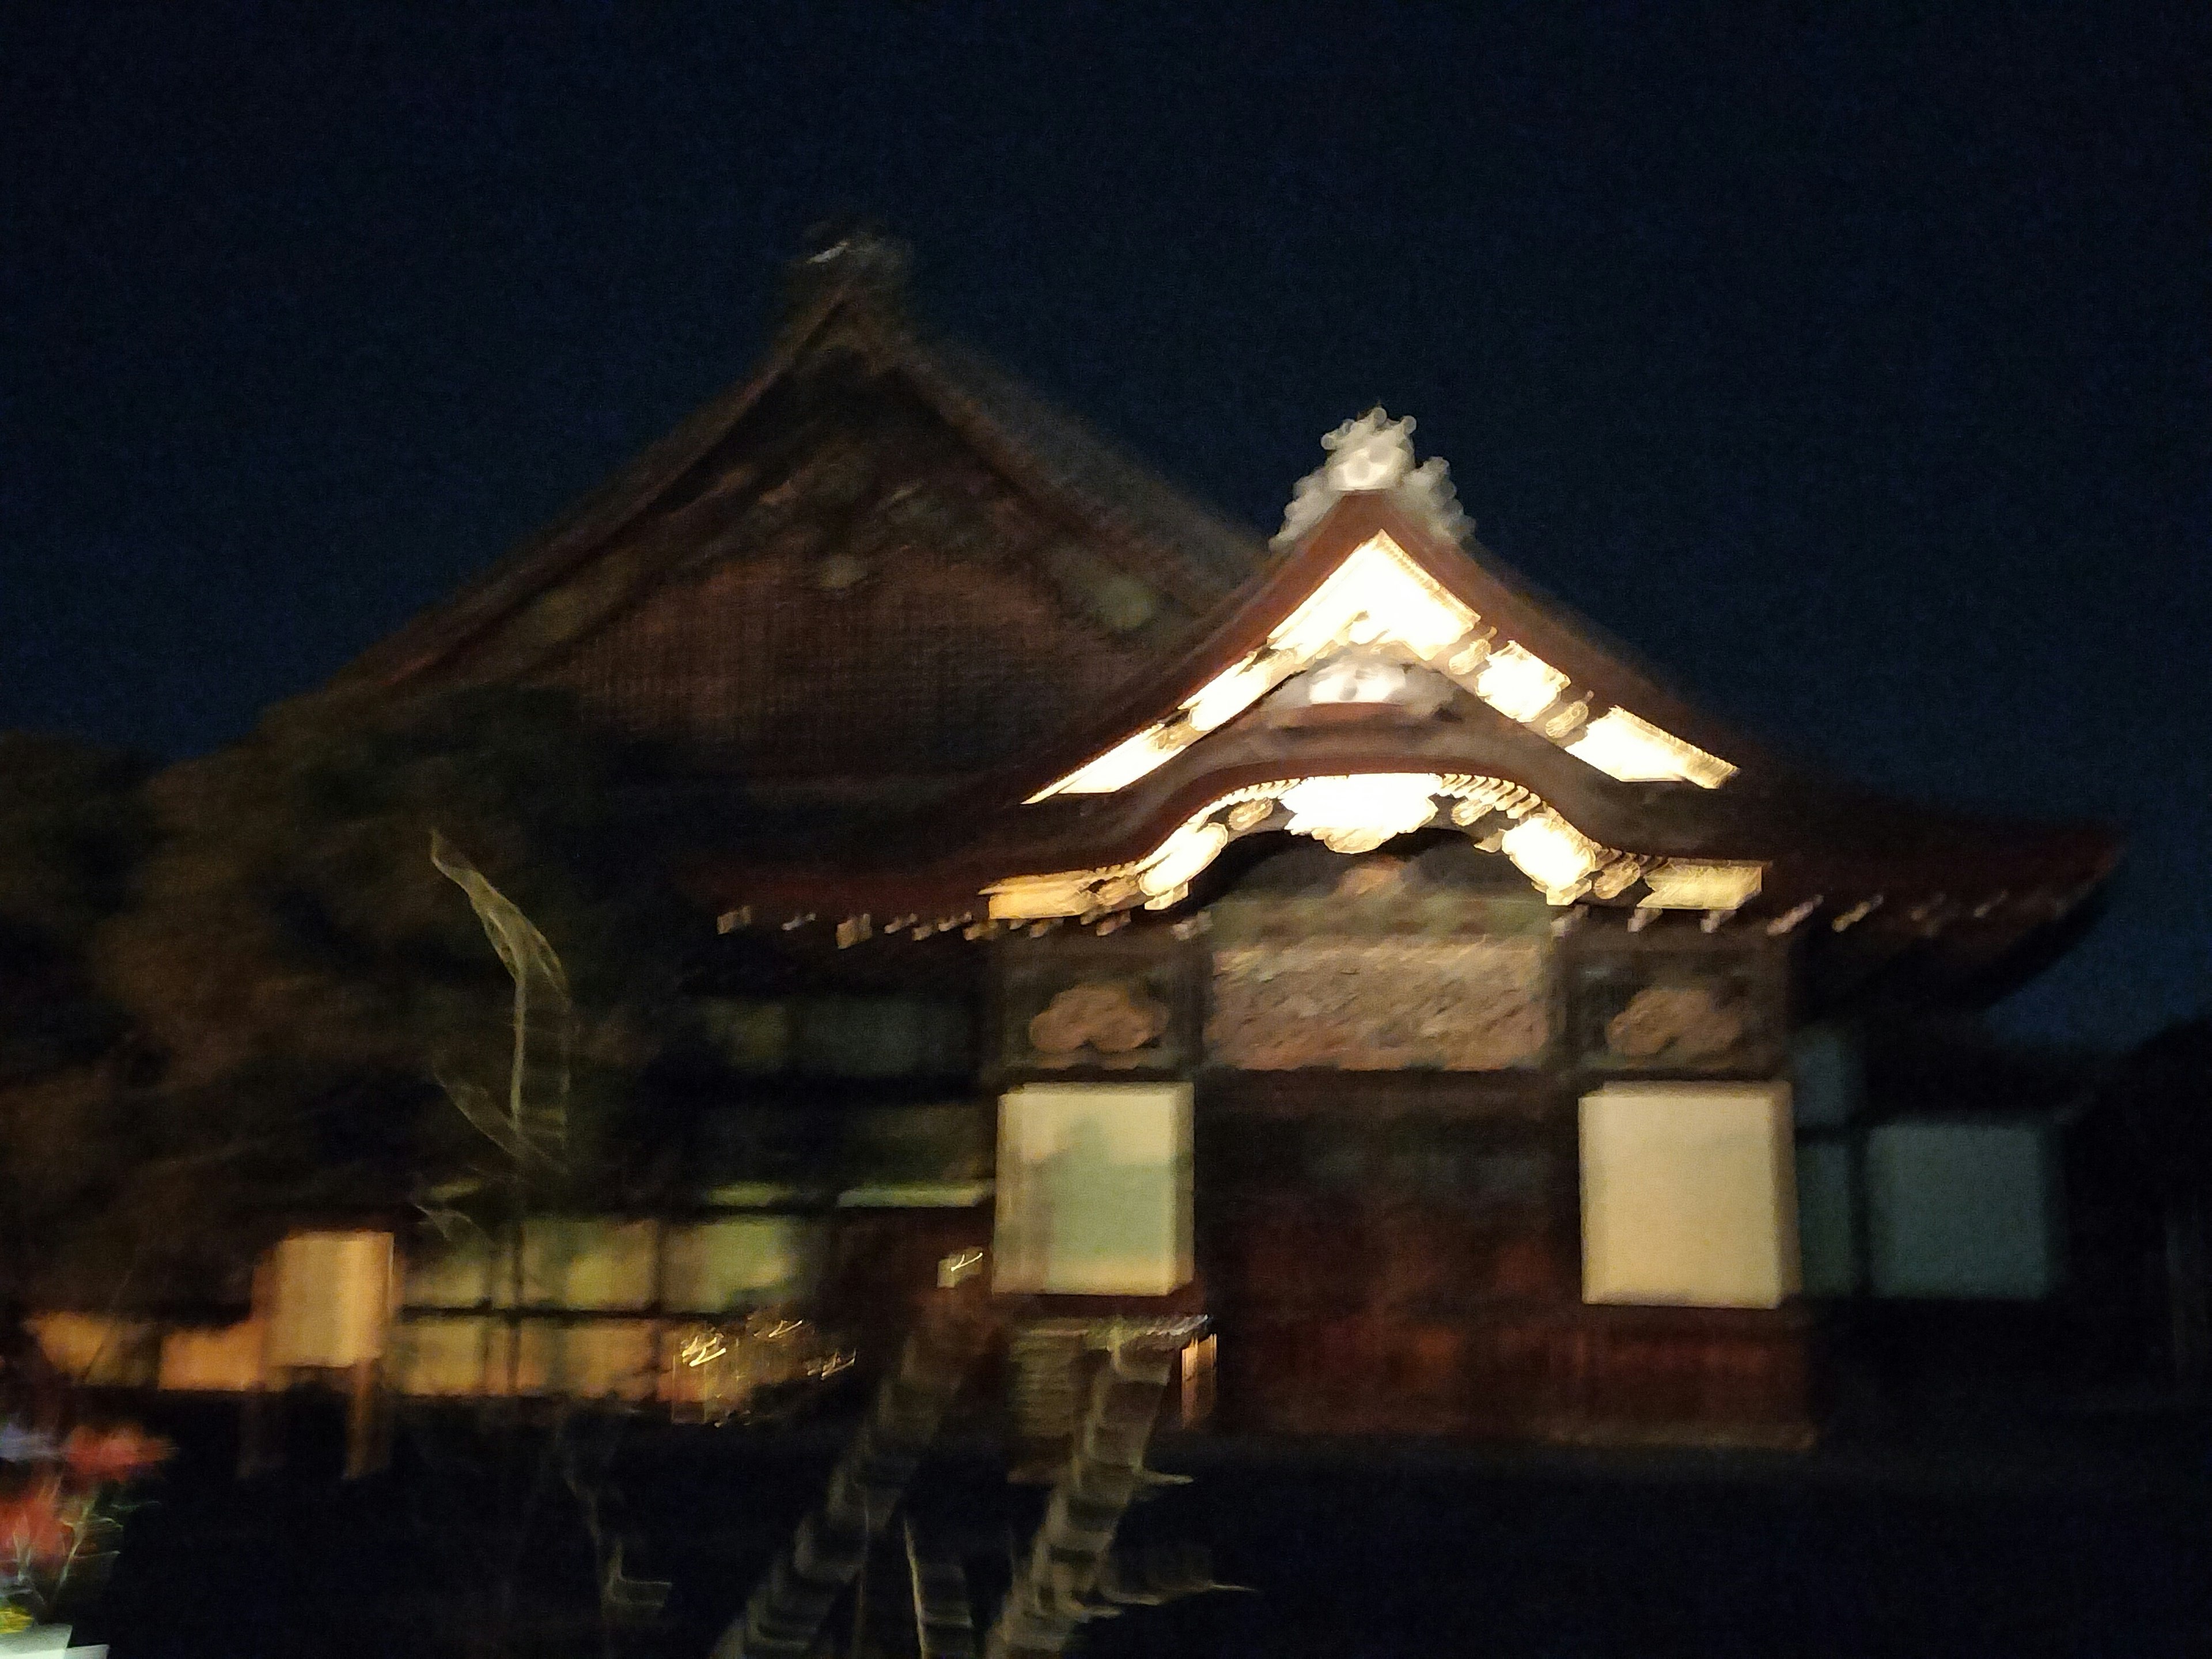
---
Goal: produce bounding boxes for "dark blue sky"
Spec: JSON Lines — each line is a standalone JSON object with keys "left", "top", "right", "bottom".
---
{"left": 4, "top": 3, "right": 2206, "bottom": 1050}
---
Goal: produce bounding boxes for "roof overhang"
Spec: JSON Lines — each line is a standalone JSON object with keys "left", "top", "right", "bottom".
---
{"left": 692, "top": 411, "right": 2118, "bottom": 984}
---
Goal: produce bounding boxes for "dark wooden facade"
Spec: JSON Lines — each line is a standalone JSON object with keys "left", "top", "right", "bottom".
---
{"left": 961, "top": 844, "right": 1816, "bottom": 1445}
{"left": 335, "top": 236, "right": 2116, "bottom": 1444}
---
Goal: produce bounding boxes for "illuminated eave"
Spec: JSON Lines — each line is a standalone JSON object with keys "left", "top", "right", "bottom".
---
{"left": 988, "top": 770, "right": 1763, "bottom": 920}
{"left": 1024, "top": 531, "right": 1737, "bottom": 803}
{"left": 1567, "top": 707, "right": 1737, "bottom": 789}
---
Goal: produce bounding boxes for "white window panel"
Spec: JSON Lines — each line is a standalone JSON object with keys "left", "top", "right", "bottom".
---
{"left": 994, "top": 1083, "right": 1194, "bottom": 1297}
{"left": 1580, "top": 1082, "right": 1799, "bottom": 1309}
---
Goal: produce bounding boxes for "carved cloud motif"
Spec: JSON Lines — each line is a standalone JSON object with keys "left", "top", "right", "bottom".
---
{"left": 1028, "top": 979, "right": 1173, "bottom": 1060}
{"left": 1604, "top": 982, "right": 1747, "bottom": 1064}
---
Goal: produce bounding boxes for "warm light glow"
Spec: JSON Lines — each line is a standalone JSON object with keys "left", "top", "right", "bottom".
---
{"left": 268, "top": 1232, "right": 393, "bottom": 1369}
{"left": 1304, "top": 654, "right": 1408, "bottom": 704}
{"left": 1031, "top": 534, "right": 1475, "bottom": 800}
{"left": 1471, "top": 642, "right": 1569, "bottom": 724}
{"left": 1267, "top": 535, "right": 1475, "bottom": 662}
{"left": 1641, "top": 861, "right": 1763, "bottom": 911}
{"left": 1498, "top": 809, "right": 1601, "bottom": 902}
{"left": 1439, "top": 773, "right": 1542, "bottom": 820}
{"left": 1027, "top": 725, "right": 1190, "bottom": 801}
{"left": 986, "top": 873, "right": 1112, "bottom": 920}
{"left": 1181, "top": 656, "right": 1279, "bottom": 733}
{"left": 1137, "top": 820, "right": 1230, "bottom": 896}
{"left": 1225, "top": 797, "right": 1276, "bottom": 832}
{"left": 1279, "top": 772, "right": 1442, "bottom": 854}
{"left": 1025, "top": 525, "right": 1740, "bottom": 809}
{"left": 986, "top": 793, "right": 1282, "bottom": 921}
{"left": 990, "top": 775, "right": 1656, "bottom": 919}
{"left": 1567, "top": 706, "right": 1738, "bottom": 788}
{"left": 1589, "top": 859, "right": 1646, "bottom": 900}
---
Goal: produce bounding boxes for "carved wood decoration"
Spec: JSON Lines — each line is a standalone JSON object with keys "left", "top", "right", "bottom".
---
{"left": 1027, "top": 980, "right": 1173, "bottom": 1062}
{"left": 1569, "top": 940, "right": 1783, "bottom": 1075}
{"left": 1207, "top": 937, "right": 1551, "bottom": 1071}
{"left": 997, "top": 934, "right": 1198, "bottom": 1075}
{"left": 1607, "top": 983, "right": 1747, "bottom": 1063}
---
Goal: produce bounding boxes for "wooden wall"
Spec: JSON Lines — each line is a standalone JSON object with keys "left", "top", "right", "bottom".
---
{"left": 755, "top": 846, "right": 1815, "bottom": 1445}
{"left": 1195, "top": 1065, "right": 1810, "bottom": 1444}
{"left": 980, "top": 858, "right": 1812, "bottom": 1445}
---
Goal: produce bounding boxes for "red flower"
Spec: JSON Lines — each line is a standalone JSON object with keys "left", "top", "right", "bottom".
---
{"left": 0, "top": 1478, "right": 71, "bottom": 1569}
{"left": 60, "top": 1426, "right": 169, "bottom": 1487}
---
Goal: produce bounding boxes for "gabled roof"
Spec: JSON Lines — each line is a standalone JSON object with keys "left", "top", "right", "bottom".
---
{"left": 699, "top": 411, "right": 2115, "bottom": 993}
{"left": 328, "top": 235, "right": 1270, "bottom": 795}
{"left": 313, "top": 231, "right": 2112, "bottom": 997}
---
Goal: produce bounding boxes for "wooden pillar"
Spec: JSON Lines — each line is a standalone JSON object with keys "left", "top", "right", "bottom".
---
{"left": 237, "top": 1258, "right": 279, "bottom": 1479}
{"left": 342, "top": 1357, "right": 389, "bottom": 1479}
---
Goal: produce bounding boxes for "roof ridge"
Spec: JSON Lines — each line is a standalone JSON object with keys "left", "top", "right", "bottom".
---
{"left": 892, "top": 332, "right": 1269, "bottom": 609}
{"left": 324, "top": 278, "right": 1274, "bottom": 699}
{"left": 327, "top": 281, "right": 866, "bottom": 692}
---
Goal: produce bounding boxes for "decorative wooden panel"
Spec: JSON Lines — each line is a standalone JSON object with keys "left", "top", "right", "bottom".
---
{"left": 1207, "top": 937, "right": 1551, "bottom": 1070}
{"left": 1567, "top": 932, "right": 1786, "bottom": 1075}
{"left": 1553, "top": 1305, "right": 1813, "bottom": 1445}
{"left": 995, "top": 932, "right": 1201, "bottom": 1077}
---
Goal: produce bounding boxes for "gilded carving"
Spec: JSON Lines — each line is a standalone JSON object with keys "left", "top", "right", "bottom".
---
{"left": 1571, "top": 944, "right": 1779, "bottom": 1075}
{"left": 1604, "top": 983, "right": 1748, "bottom": 1065}
{"left": 1028, "top": 980, "right": 1173, "bottom": 1060}
{"left": 1207, "top": 938, "right": 1550, "bottom": 1071}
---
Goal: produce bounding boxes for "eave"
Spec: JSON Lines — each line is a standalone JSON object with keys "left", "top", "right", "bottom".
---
{"left": 692, "top": 456, "right": 2115, "bottom": 958}
{"left": 991, "top": 489, "right": 1778, "bottom": 813}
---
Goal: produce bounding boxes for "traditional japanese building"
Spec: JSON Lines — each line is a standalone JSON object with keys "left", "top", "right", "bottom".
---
{"left": 327, "top": 234, "right": 2116, "bottom": 1444}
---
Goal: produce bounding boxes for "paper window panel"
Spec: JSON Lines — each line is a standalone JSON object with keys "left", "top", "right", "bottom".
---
{"left": 994, "top": 1083, "right": 1194, "bottom": 1296}
{"left": 158, "top": 1321, "right": 266, "bottom": 1391}
{"left": 388, "top": 1317, "right": 503, "bottom": 1396}
{"left": 1580, "top": 1082, "right": 1799, "bottom": 1309}
{"left": 1866, "top": 1119, "right": 2061, "bottom": 1300}
{"left": 517, "top": 1219, "right": 658, "bottom": 1309}
{"left": 402, "top": 1234, "right": 498, "bottom": 1309}
{"left": 514, "top": 1320, "right": 659, "bottom": 1400}
{"left": 662, "top": 1217, "right": 820, "bottom": 1314}
{"left": 267, "top": 1231, "right": 393, "bottom": 1366}
{"left": 32, "top": 1314, "right": 160, "bottom": 1387}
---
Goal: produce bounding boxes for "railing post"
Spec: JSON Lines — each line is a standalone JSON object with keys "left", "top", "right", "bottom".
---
{"left": 710, "top": 1251, "right": 994, "bottom": 1659}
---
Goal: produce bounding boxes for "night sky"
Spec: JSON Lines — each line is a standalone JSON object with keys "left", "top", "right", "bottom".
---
{"left": 5, "top": 4, "right": 2206, "bottom": 1051}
